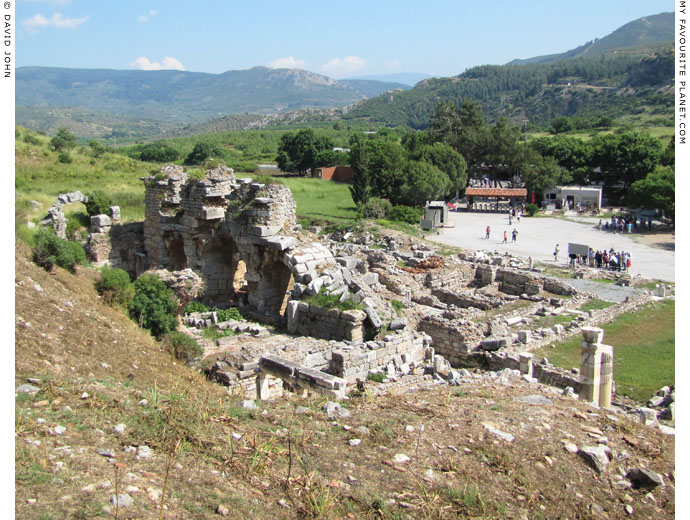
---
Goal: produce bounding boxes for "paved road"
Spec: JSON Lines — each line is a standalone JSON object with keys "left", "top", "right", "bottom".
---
{"left": 429, "top": 211, "right": 675, "bottom": 282}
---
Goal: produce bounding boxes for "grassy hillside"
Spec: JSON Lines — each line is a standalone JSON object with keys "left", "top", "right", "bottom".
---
{"left": 534, "top": 299, "right": 675, "bottom": 402}
{"left": 14, "top": 242, "right": 676, "bottom": 519}
{"left": 15, "top": 127, "right": 152, "bottom": 224}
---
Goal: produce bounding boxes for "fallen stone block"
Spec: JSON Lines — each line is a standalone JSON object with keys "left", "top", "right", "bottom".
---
{"left": 260, "top": 354, "right": 301, "bottom": 378}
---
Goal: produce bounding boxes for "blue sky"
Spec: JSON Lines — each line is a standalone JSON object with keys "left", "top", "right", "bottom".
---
{"left": 16, "top": 0, "right": 675, "bottom": 78}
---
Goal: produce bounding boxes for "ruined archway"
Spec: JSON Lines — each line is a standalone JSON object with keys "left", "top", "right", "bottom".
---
{"left": 196, "top": 234, "right": 246, "bottom": 306}
{"left": 249, "top": 249, "right": 295, "bottom": 317}
{"left": 163, "top": 232, "right": 188, "bottom": 271}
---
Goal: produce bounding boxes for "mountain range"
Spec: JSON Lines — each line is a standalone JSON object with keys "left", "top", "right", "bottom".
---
{"left": 15, "top": 12, "right": 674, "bottom": 139}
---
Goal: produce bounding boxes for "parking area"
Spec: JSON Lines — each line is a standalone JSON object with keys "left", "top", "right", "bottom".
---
{"left": 429, "top": 211, "right": 675, "bottom": 282}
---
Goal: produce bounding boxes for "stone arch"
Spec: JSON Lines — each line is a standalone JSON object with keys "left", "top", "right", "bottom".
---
{"left": 162, "top": 232, "right": 188, "bottom": 271}
{"left": 249, "top": 249, "right": 295, "bottom": 317}
{"left": 196, "top": 234, "right": 244, "bottom": 306}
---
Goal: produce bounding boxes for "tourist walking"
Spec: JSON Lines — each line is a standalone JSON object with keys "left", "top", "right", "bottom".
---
{"left": 485, "top": 226, "right": 491, "bottom": 239}
{"left": 553, "top": 244, "right": 560, "bottom": 262}
{"left": 502, "top": 230, "right": 508, "bottom": 244}
{"left": 512, "top": 228, "right": 518, "bottom": 242}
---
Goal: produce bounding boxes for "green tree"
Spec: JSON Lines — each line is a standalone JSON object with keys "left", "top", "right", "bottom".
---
{"left": 276, "top": 129, "right": 333, "bottom": 175}
{"left": 88, "top": 140, "right": 106, "bottom": 158}
{"left": 50, "top": 127, "right": 77, "bottom": 151}
{"left": 551, "top": 116, "right": 574, "bottom": 133}
{"left": 429, "top": 100, "right": 461, "bottom": 145}
{"left": 85, "top": 190, "right": 113, "bottom": 217}
{"left": 413, "top": 143, "right": 467, "bottom": 197}
{"left": 400, "top": 161, "right": 452, "bottom": 207}
{"left": 660, "top": 137, "right": 674, "bottom": 167}
{"left": 314, "top": 149, "right": 349, "bottom": 167}
{"left": 519, "top": 151, "right": 572, "bottom": 202}
{"left": 185, "top": 141, "right": 223, "bottom": 165}
{"left": 627, "top": 166, "right": 674, "bottom": 225}
{"left": 139, "top": 141, "right": 179, "bottom": 162}
{"left": 590, "top": 131, "right": 662, "bottom": 189}
{"left": 130, "top": 275, "right": 178, "bottom": 338}
{"left": 348, "top": 134, "right": 372, "bottom": 206}
{"left": 456, "top": 98, "right": 489, "bottom": 178}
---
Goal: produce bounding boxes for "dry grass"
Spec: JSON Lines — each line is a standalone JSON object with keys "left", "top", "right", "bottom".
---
{"left": 15, "top": 243, "right": 675, "bottom": 519}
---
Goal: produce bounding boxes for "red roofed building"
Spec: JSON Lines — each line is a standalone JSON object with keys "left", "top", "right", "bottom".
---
{"left": 465, "top": 187, "right": 527, "bottom": 212}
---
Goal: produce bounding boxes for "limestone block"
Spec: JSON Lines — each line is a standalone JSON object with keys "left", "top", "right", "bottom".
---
{"left": 389, "top": 317, "right": 408, "bottom": 331}
{"left": 91, "top": 214, "right": 112, "bottom": 228}
{"left": 201, "top": 207, "right": 225, "bottom": 220}
{"left": 260, "top": 354, "right": 300, "bottom": 378}
{"left": 286, "top": 300, "right": 299, "bottom": 334}
{"left": 336, "top": 256, "right": 360, "bottom": 270}
{"left": 517, "top": 330, "right": 531, "bottom": 344}
{"left": 364, "top": 306, "right": 382, "bottom": 328}
{"left": 110, "top": 206, "right": 121, "bottom": 222}
{"left": 582, "top": 327, "right": 604, "bottom": 344}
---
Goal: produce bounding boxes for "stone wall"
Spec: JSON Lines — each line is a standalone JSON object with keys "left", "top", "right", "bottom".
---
{"left": 418, "top": 316, "right": 486, "bottom": 365}
{"left": 495, "top": 267, "right": 576, "bottom": 296}
{"left": 431, "top": 287, "right": 505, "bottom": 310}
{"left": 87, "top": 222, "right": 147, "bottom": 278}
{"left": 330, "top": 330, "right": 430, "bottom": 382}
{"left": 424, "top": 265, "right": 476, "bottom": 291}
{"left": 475, "top": 350, "right": 582, "bottom": 390}
{"left": 288, "top": 301, "right": 366, "bottom": 342}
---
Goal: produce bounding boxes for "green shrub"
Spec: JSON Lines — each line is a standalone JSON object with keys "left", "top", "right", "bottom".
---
{"left": 183, "top": 301, "right": 210, "bottom": 314}
{"left": 185, "top": 142, "right": 224, "bottom": 165}
{"left": 139, "top": 142, "right": 179, "bottom": 163}
{"left": 85, "top": 190, "right": 113, "bottom": 217}
{"left": 214, "top": 307, "right": 243, "bottom": 322}
{"left": 50, "top": 127, "right": 77, "bottom": 151}
{"left": 64, "top": 212, "right": 90, "bottom": 240}
{"left": 57, "top": 152, "right": 72, "bottom": 164}
{"left": 391, "top": 299, "right": 403, "bottom": 316}
{"left": 525, "top": 203, "right": 540, "bottom": 217}
{"left": 305, "top": 287, "right": 364, "bottom": 311}
{"left": 160, "top": 331, "right": 202, "bottom": 362}
{"left": 96, "top": 267, "right": 134, "bottom": 309}
{"left": 32, "top": 229, "right": 87, "bottom": 273}
{"left": 130, "top": 275, "right": 178, "bottom": 338}
{"left": 359, "top": 197, "right": 392, "bottom": 219}
{"left": 367, "top": 372, "right": 386, "bottom": 383}
{"left": 389, "top": 205, "right": 422, "bottom": 224}
{"left": 23, "top": 133, "right": 42, "bottom": 145}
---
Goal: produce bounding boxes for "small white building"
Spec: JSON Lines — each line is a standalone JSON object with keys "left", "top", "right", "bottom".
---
{"left": 543, "top": 185, "right": 603, "bottom": 210}
{"left": 421, "top": 201, "right": 449, "bottom": 230}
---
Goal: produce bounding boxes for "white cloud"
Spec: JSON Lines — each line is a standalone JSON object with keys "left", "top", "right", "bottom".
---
{"left": 138, "top": 10, "right": 158, "bottom": 23}
{"left": 321, "top": 56, "right": 366, "bottom": 76}
{"left": 385, "top": 60, "right": 400, "bottom": 71}
{"left": 129, "top": 56, "right": 186, "bottom": 71}
{"left": 268, "top": 56, "right": 306, "bottom": 69}
{"left": 22, "top": 12, "right": 90, "bottom": 33}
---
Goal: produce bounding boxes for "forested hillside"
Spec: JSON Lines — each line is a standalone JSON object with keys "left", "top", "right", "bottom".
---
{"left": 344, "top": 49, "right": 674, "bottom": 129}
{"left": 508, "top": 12, "right": 673, "bottom": 65}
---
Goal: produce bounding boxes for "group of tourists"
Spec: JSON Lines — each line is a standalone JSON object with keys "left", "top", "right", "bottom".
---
{"left": 554, "top": 243, "right": 632, "bottom": 272}
{"left": 591, "top": 248, "right": 632, "bottom": 271}
{"left": 597, "top": 215, "right": 653, "bottom": 233}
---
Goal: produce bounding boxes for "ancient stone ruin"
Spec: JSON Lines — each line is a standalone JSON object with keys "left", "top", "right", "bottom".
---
{"left": 45, "top": 164, "right": 675, "bottom": 418}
